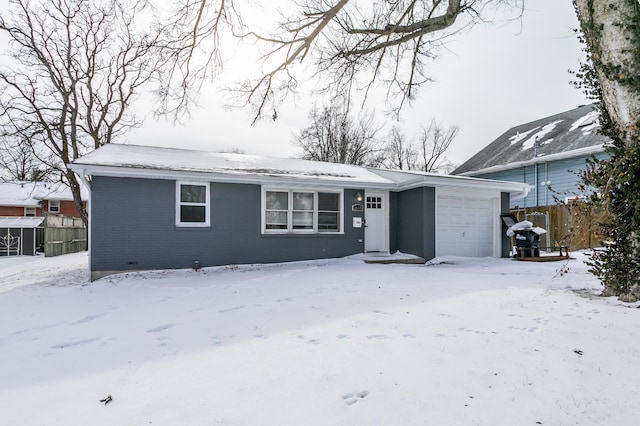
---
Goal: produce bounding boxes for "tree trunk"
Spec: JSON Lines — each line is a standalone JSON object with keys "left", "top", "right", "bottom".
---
{"left": 66, "top": 171, "right": 88, "bottom": 229}
{"left": 574, "top": 0, "right": 640, "bottom": 147}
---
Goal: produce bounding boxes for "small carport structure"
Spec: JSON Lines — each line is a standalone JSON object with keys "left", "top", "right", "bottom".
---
{"left": 0, "top": 217, "right": 44, "bottom": 256}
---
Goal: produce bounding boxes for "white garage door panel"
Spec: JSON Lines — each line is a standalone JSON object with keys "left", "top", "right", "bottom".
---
{"left": 437, "top": 196, "right": 495, "bottom": 257}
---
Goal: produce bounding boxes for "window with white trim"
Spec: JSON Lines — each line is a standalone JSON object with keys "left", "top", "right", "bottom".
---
{"left": 176, "top": 182, "right": 210, "bottom": 227}
{"left": 264, "top": 189, "right": 342, "bottom": 233}
{"left": 48, "top": 200, "right": 60, "bottom": 213}
{"left": 24, "top": 207, "right": 37, "bottom": 217}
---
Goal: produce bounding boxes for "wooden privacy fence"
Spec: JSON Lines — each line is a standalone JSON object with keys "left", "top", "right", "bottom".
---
{"left": 43, "top": 216, "right": 87, "bottom": 257}
{"left": 512, "top": 202, "right": 604, "bottom": 252}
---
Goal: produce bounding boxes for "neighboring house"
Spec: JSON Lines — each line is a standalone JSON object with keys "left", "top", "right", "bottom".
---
{"left": 451, "top": 104, "right": 610, "bottom": 208}
{"left": 70, "top": 144, "right": 529, "bottom": 281}
{"left": 0, "top": 182, "right": 88, "bottom": 256}
{"left": 0, "top": 181, "right": 88, "bottom": 218}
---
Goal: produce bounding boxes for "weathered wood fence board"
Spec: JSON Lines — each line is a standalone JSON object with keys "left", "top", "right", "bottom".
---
{"left": 512, "top": 203, "right": 604, "bottom": 252}
{"left": 43, "top": 216, "right": 87, "bottom": 257}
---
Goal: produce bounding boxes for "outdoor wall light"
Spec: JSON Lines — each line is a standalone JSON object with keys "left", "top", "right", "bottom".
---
{"left": 355, "top": 192, "right": 363, "bottom": 203}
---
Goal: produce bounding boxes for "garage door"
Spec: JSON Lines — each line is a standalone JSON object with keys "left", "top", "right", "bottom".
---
{"left": 436, "top": 195, "right": 495, "bottom": 257}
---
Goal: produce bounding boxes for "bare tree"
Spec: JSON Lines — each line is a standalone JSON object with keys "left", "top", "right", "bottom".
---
{"left": 385, "top": 126, "right": 419, "bottom": 171}
{"left": 384, "top": 120, "right": 458, "bottom": 173}
{"left": 295, "top": 104, "right": 383, "bottom": 167}
{"left": 161, "top": 0, "right": 521, "bottom": 123}
{"left": 0, "top": 0, "right": 165, "bottom": 226}
{"left": 418, "top": 119, "right": 458, "bottom": 173}
{"left": 162, "top": 1, "right": 637, "bottom": 154}
{"left": 0, "top": 136, "right": 52, "bottom": 182}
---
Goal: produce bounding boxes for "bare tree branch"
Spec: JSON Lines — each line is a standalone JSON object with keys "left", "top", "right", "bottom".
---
{"left": 0, "top": 0, "right": 164, "bottom": 225}
{"left": 383, "top": 120, "right": 458, "bottom": 173}
{"left": 160, "top": 0, "right": 522, "bottom": 123}
{"left": 294, "top": 103, "right": 383, "bottom": 166}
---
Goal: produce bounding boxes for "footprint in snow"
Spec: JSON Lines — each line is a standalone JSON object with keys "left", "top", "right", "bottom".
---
{"left": 367, "top": 335, "right": 389, "bottom": 340}
{"left": 146, "top": 324, "right": 176, "bottom": 333}
{"left": 51, "top": 337, "right": 101, "bottom": 349}
{"left": 342, "top": 390, "right": 369, "bottom": 406}
{"left": 218, "top": 305, "right": 245, "bottom": 313}
{"left": 69, "top": 314, "right": 103, "bottom": 325}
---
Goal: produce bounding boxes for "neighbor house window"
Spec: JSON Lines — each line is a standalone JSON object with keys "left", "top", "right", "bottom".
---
{"left": 48, "top": 200, "right": 60, "bottom": 213}
{"left": 176, "top": 182, "right": 210, "bottom": 227}
{"left": 263, "top": 189, "right": 342, "bottom": 233}
{"left": 24, "top": 207, "right": 37, "bottom": 217}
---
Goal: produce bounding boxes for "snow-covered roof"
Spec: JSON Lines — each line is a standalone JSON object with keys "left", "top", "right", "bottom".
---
{"left": 0, "top": 182, "right": 87, "bottom": 207}
{"left": 452, "top": 104, "right": 610, "bottom": 176}
{"left": 0, "top": 216, "right": 44, "bottom": 228}
{"left": 71, "top": 144, "right": 530, "bottom": 194}
{"left": 71, "top": 143, "right": 392, "bottom": 186}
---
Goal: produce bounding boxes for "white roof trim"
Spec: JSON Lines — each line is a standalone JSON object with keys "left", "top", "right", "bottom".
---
{"left": 456, "top": 144, "right": 606, "bottom": 177}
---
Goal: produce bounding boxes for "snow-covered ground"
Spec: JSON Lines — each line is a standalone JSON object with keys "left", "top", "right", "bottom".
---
{"left": 1, "top": 252, "right": 639, "bottom": 425}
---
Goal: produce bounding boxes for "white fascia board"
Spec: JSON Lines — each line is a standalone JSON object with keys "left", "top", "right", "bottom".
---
{"left": 393, "top": 174, "right": 531, "bottom": 195}
{"left": 69, "top": 163, "right": 399, "bottom": 191}
{"left": 456, "top": 145, "right": 606, "bottom": 177}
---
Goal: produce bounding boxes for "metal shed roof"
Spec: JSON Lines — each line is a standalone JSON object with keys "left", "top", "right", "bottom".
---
{"left": 0, "top": 216, "right": 44, "bottom": 228}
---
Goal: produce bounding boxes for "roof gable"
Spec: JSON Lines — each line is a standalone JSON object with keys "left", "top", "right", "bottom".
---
{"left": 452, "top": 104, "right": 610, "bottom": 175}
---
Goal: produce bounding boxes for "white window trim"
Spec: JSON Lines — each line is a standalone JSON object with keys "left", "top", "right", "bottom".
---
{"left": 24, "top": 207, "right": 37, "bottom": 217}
{"left": 262, "top": 188, "right": 344, "bottom": 234}
{"left": 176, "top": 181, "right": 210, "bottom": 227}
{"left": 48, "top": 200, "right": 60, "bottom": 213}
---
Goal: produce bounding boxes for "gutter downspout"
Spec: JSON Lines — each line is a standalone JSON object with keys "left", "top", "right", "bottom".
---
{"left": 534, "top": 164, "right": 538, "bottom": 207}
{"left": 545, "top": 162, "right": 549, "bottom": 206}
{"left": 74, "top": 169, "right": 92, "bottom": 279}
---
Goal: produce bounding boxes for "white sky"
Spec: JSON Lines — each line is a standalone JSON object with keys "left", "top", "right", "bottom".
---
{"left": 0, "top": 0, "right": 589, "bottom": 167}
{"left": 128, "top": 0, "right": 588, "bottom": 166}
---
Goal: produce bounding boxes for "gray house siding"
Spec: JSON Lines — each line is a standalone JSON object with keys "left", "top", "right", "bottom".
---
{"left": 474, "top": 152, "right": 608, "bottom": 208}
{"left": 90, "top": 176, "right": 365, "bottom": 276}
{"left": 389, "top": 187, "right": 436, "bottom": 261}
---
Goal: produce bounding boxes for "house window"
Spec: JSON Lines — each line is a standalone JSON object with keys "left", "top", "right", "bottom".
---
{"left": 318, "top": 192, "right": 340, "bottom": 231}
{"left": 24, "top": 207, "right": 37, "bottom": 217}
{"left": 263, "top": 189, "right": 342, "bottom": 233}
{"left": 48, "top": 200, "right": 60, "bottom": 213}
{"left": 176, "top": 182, "right": 210, "bottom": 227}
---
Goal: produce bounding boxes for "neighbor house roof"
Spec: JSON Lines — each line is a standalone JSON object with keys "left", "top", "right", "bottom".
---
{"left": 0, "top": 182, "right": 88, "bottom": 207}
{"left": 70, "top": 143, "right": 530, "bottom": 195}
{"left": 452, "top": 104, "right": 610, "bottom": 176}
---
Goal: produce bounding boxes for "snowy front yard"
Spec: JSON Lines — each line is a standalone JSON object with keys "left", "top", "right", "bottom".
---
{"left": 1, "top": 252, "right": 639, "bottom": 425}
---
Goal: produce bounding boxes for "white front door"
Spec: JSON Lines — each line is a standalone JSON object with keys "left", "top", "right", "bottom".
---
{"left": 365, "top": 192, "right": 387, "bottom": 252}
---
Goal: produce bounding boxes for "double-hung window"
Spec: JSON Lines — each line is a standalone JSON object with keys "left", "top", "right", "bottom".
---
{"left": 264, "top": 189, "right": 342, "bottom": 233}
{"left": 176, "top": 182, "right": 210, "bottom": 227}
{"left": 48, "top": 200, "right": 60, "bottom": 213}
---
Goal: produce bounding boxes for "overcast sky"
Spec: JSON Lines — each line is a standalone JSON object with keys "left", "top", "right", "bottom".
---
{"left": 129, "top": 0, "right": 590, "bottom": 167}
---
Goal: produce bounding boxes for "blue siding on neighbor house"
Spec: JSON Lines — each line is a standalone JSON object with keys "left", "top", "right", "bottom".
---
{"left": 90, "top": 176, "right": 365, "bottom": 274}
{"left": 500, "top": 192, "right": 511, "bottom": 257}
{"left": 474, "top": 153, "right": 608, "bottom": 208}
{"left": 389, "top": 187, "right": 436, "bottom": 261}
